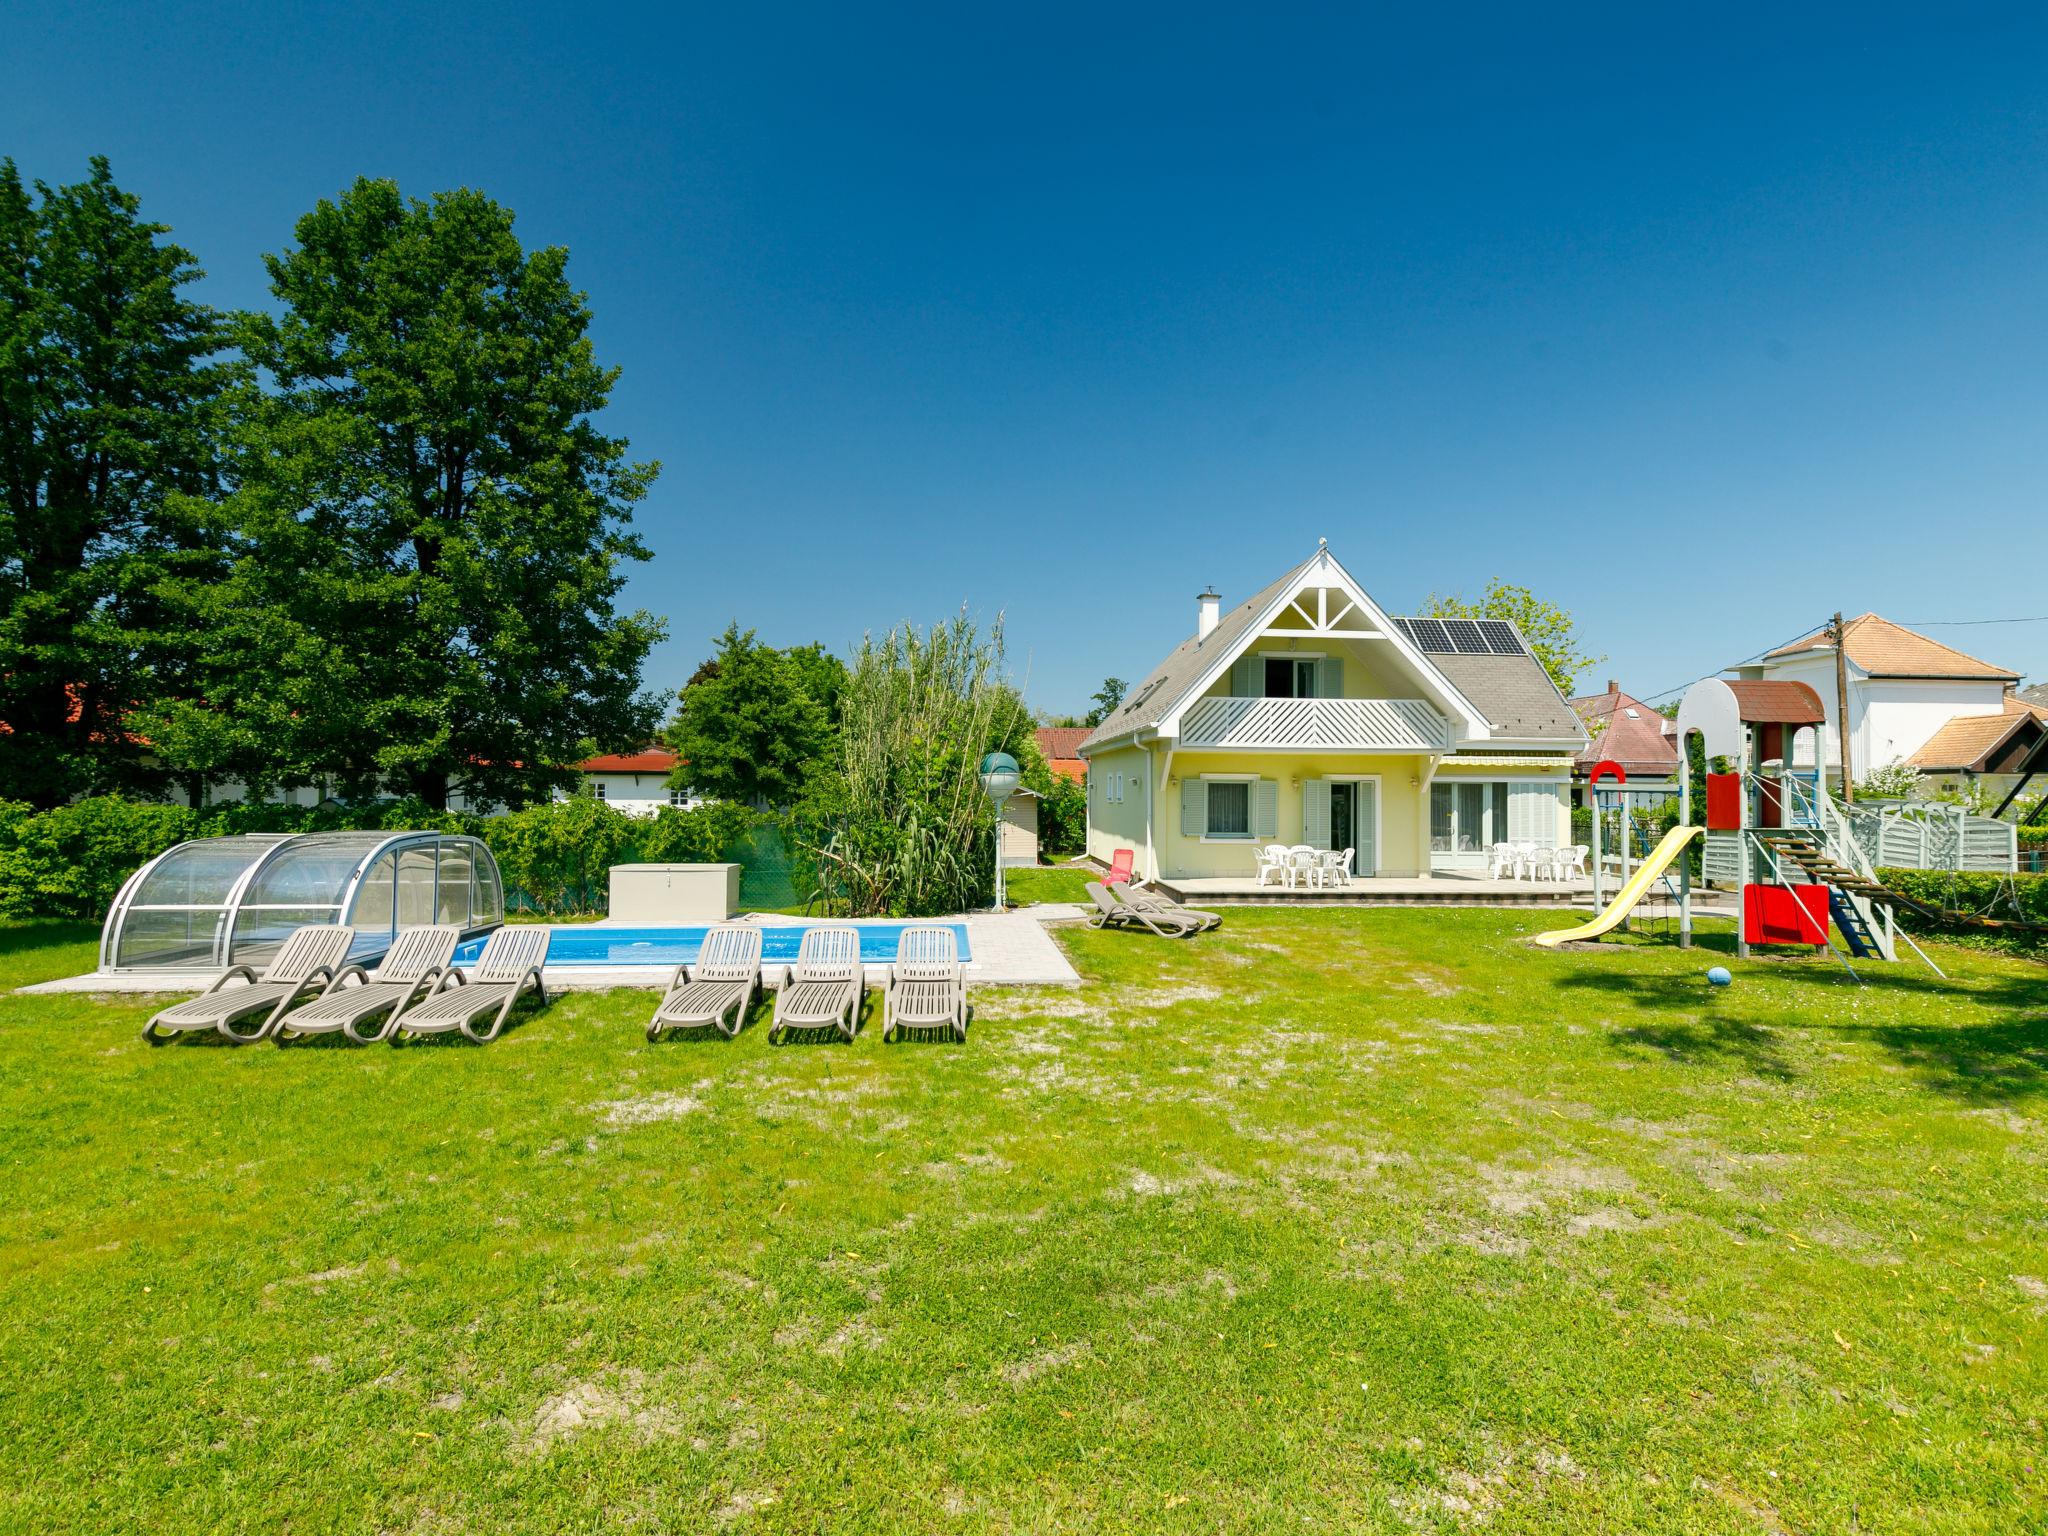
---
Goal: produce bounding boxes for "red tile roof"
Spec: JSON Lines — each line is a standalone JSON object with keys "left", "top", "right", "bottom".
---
{"left": 577, "top": 748, "right": 679, "bottom": 774}
{"left": 1035, "top": 727, "right": 1089, "bottom": 781}
{"left": 1768, "top": 614, "right": 2018, "bottom": 681}
{"left": 1569, "top": 683, "right": 1678, "bottom": 776}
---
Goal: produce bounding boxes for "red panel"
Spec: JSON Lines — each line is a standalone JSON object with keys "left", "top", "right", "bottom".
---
{"left": 1743, "top": 883, "right": 1829, "bottom": 947}
{"left": 1705, "top": 772, "right": 1743, "bottom": 831}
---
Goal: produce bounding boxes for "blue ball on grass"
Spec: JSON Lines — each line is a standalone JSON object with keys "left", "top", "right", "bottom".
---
{"left": 1706, "top": 966, "right": 1733, "bottom": 988}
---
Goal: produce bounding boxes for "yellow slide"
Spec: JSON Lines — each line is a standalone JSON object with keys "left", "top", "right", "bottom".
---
{"left": 1531, "top": 824, "right": 1704, "bottom": 947}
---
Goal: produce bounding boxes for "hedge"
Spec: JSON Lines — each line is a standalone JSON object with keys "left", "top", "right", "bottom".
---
{"left": 0, "top": 795, "right": 764, "bottom": 922}
{"left": 1876, "top": 866, "right": 2048, "bottom": 956}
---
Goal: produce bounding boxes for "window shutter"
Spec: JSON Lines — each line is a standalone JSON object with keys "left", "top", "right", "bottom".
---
{"left": 1232, "top": 656, "right": 1262, "bottom": 697}
{"left": 1301, "top": 779, "right": 1331, "bottom": 849}
{"left": 1254, "top": 778, "right": 1279, "bottom": 840}
{"left": 1510, "top": 784, "right": 1563, "bottom": 844}
{"left": 1181, "top": 778, "right": 1208, "bottom": 838}
{"left": 1314, "top": 656, "right": 1342, "bottom": 699}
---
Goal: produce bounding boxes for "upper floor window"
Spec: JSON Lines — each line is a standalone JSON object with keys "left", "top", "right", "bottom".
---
{"left": 1265, "top": 657, "right": 1320, "bottom": 698}
{"left": 593, "top": 781, "right": 607, "bottom": 801}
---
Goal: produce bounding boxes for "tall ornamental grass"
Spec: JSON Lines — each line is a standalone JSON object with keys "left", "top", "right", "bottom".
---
{"left": 805, "top": 614, "right": 1016, "bottom": 918}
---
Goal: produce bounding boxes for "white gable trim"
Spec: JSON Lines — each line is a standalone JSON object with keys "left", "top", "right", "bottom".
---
{"left": 1157, "top": 546, "right": 1492, "bottom": 741}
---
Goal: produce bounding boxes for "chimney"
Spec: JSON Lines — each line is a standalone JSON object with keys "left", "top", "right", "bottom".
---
{"left": 1196, "top": 588, "right": 1221, "bottom": 640}
{"left": 1606, "top": 678, "right": 1618, "bottom": 696}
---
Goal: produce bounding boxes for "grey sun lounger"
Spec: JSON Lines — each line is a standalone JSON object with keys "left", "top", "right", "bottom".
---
{"left": 647, "top": 923, "right": 762, "bottom": 1040}
{"left": 141, "top": 925, "right": 357, "bottom": 1045}
{"left": 273, "top": 925, "right": 461, "bottom": 1045}
{"left": 386, "top": 925, "right": 549, "bottom": 1044}
{"left": 769, "top": 924, "right": 865, "bottom": 1044}
{"left": 882, "top": 925, "right": 967, "bottom": 1043}
{"left": 1110, "top": 881, "right": 1223, "bottom": 933}
{"left": 1086, "top": 882, "right": 1201, "bottom": 938}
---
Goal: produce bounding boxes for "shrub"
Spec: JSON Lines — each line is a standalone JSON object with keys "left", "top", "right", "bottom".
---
{"left": 0, "top": 794, "right": 760, "bottom": 922}
{"left": 799, "top": 614, "right": 1027, "bottom": 917}
{"left": 1876, "top": 867, "right": 2048, "bottom": 956}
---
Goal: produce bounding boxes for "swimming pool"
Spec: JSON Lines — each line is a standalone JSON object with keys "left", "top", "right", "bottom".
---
{"left": 451, "top": 922, "right": 972, "bottom": 968}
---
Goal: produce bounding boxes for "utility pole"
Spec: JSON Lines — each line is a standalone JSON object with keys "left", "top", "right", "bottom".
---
{"left": 1831, "top": 611, "right": 1854, "bottom": 805}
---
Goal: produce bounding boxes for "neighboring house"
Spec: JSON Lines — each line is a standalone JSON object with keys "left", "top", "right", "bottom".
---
{"left": 1730, "top": 614, "right": 2048, "bottom": 801}
{"left": 1077, "top": 543, "right": 1587, "bottom": 881}
{"left": 2021, "top": 681, "right": 2048, "bottom": 710}
{"left": 1033, "top": 727, "right": 1089, "bottom": 783}
{"left": 1000, "top": 788, "right": 1040, "bottom": 868}
{"left": 1568, "top": 680, "right": 1679, "bottom": 803}
{"left": 153, "top": 748, "right": 697, "bottom": 816}
{"left": 563, "top": 748, "right": 699, "bottom": 816}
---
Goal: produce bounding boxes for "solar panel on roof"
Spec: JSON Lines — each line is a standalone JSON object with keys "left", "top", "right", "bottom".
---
{"left": 1478, "top": 620, "right": 1524, "bottom": 655}
{"left": 1443, "top": 619, "right": 1490, "bottom": 654}
{"left": 1402, "top": 617, "right": 1452, "bottom": 652}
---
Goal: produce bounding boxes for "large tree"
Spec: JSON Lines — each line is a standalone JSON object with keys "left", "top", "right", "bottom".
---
{"left": 1421, "top": 579, "right": 1603, "bottom": 696}
{"left": 0, "top": 158, "right": 234, "bottom": 807}
{"left": 664, "top": 624, "right": 842, "bottom": 807}
{"left": 217, "top": 178, "right": 663, "bottom": 809}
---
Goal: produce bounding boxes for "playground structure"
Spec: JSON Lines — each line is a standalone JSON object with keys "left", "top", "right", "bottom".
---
{"left": 1542, "top": 676, "right": 2040, "bottom": 968}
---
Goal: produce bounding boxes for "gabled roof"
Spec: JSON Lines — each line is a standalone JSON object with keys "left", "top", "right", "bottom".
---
{"left": 1766, "top": 614, "right": 2018, "bottom": 681}
{"left": 1424, "top": 651, "right": 1582, "bottom": 740}
{"left": 1034, "top": 727, "right": 1090, "bottom": 761}
{"left": 1079, "top": 556, "right": 1317, "bottom": 753}
{"left": 1907, "top": 708, "right": 2046, "bottom": 772}
{"left": 1077, "top": 546, "right": 1582, "bottom": 752}
{"left": 1570, "top": 684, "right": 1679, "bottom": 773}
{"left": 578, "top": 748, "right": 679, "bottom": 774}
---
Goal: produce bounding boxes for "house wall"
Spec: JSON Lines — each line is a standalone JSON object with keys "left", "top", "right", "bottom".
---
{"left": 554, "top": 772, "right": 700, "bottom": 817}
{"left": 1185, "top": 634, "right": 1428, "bottom": 707}
{"left": 1755, "top": 654, "right": 2008, "bottom": 773}
{"left": 1084, "top": 743, "right": 1153, "bottom": 873}
{"left": 1154, "top": 751, "right": 1433, "bottom": 878}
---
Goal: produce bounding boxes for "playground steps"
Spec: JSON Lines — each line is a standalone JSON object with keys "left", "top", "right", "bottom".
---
{"left": 1757, "top": 828, "right": 2047, "bottom": 936}
{"left": 1752, "top": 830, "right": 1924, "bottom": 908}
{"left": 1826, "top": 886, "right": 1880, "bottom": 959}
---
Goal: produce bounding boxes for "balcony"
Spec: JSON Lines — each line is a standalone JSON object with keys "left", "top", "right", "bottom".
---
{"left": 1179, "top": 695, "right": 1450, "bottom": 752}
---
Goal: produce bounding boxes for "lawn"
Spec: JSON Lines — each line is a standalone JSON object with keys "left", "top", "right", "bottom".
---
{"left": 1004, "top": 860, "right": 1096, "bottom": 905}
{"left": 2, "top": 912, "right": 2045, "bottom": 1532}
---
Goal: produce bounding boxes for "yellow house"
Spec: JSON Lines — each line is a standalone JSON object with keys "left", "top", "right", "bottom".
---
{"left": 1079, "top": 543, "right": 1588, "bottom": 885}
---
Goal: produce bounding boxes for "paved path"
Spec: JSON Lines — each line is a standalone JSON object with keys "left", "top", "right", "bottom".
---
{"left": 24, "top": 910, "right": 1083, "bottom": 995}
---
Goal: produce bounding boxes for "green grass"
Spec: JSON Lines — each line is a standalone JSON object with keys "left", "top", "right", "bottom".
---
{"left": 1004, "top": 861, "right": 1096, "bottom": 904}
{"left": 3, "top": 913, "right": 2046, "bottom": 1532}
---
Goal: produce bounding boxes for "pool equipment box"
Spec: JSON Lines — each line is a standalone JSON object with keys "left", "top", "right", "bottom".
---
{"left": 608, "top": 863, "right": 742, "bottom": 922}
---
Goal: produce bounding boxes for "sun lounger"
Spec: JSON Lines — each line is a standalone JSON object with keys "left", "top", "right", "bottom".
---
{"left": 1101, "top": 848, "right": 1136, "bottom": 886}
{"left": 1109, "top": 881, "right": 1222, "bottom": 933}
{"left": 769, "top": 925, "right": 865, "bottom": 1043}
{"left": 141, "top": 925, "right": 356, "bottom": 1045}
{"left": 273, "top": 925, "right": 461, "bottom": 1045}
{"left": 1086, "top": 882, "right": 1200, "bottom": 938}
{"left": 386, "top": 925, "right": 549, "bottom": 1044}
{"left": 647, "top": 923, "right": 762, "bottom": 1040}
{"left": 882, "top": 925, "right": 967, "bottom": 1042}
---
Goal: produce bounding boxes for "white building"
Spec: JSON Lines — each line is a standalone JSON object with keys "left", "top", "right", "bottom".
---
{"left": 556, "top": 748, "right": 700, "bottom": 816}
{"left": 1731, "top": 614, "right": 2047, "bottom": 798}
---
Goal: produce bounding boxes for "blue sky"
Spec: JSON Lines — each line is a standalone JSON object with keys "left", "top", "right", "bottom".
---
{"left": 8, "top": 2, "right": 2047, "bottom": 710}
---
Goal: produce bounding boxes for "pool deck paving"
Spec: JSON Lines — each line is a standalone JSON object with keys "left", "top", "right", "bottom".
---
{"left": 22, "top": 909, "right": 1085, "bottom": 995}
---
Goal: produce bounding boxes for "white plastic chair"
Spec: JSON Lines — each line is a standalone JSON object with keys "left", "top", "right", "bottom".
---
{"left": 1527, "top": 847, "right": 1558, "bottom": 882}
{"left": 1486, "top": 843, "right": 1514, "bottom": 880}
{"left": 1555, "top": 844, "right": 1588, "bottom": 881}
{"left": 1286, "top": 845, "right": 1320, "bottom": 890}
{"left": 1319, "top": 848, "right": 1353, "bottom": 887}
{"left": 1255, "top": 844, "right": 1289, "bottom": 887}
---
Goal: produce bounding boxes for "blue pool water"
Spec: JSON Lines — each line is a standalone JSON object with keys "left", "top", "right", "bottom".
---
{"left": 451, "top": 922, "right": 971, "bottom": 968}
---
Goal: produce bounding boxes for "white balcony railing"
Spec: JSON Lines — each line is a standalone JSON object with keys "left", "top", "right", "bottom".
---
{"left": 1179, "top": 695, "right": 1450, "bottom": 751}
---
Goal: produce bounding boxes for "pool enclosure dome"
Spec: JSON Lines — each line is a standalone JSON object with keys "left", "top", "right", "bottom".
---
{"left": 100, "top": 831, "right": 505, "bottom": 972}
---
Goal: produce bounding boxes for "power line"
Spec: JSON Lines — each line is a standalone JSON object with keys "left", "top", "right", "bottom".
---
{"left": 1637, "top": 618, "right": 1838, "bottom": 708}
{"left": 1896, "top": 614, "right": 2048, "bottom": 628}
